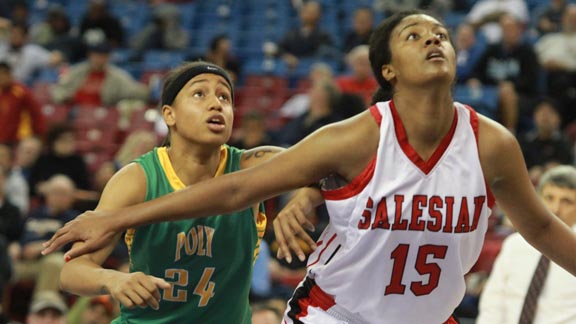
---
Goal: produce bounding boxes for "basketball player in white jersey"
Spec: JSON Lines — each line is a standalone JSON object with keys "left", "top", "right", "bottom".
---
{"left": 43, "top": 10, "right": 576, "bottom": 324}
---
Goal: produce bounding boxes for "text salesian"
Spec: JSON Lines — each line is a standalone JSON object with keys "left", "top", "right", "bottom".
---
{"left": 358, "top": 194, "right": 487, "bottom": 233}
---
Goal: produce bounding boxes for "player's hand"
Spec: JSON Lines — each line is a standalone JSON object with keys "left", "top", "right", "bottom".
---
{"left": 41, "top": 210, "right": 119, "bottom": 260}
{"left": 273, "top": 193, "right": 317, "bottom": 264}
{"left": 108, "top": 272, "right": 171, "bottom": 310}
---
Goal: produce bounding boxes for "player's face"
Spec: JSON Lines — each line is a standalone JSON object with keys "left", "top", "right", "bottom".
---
{"left": 168, "top": 73, "right": 234, "bottom": 145}
{"left": 541, "top": 183, "right": 576, "bottom": 227}
{"left": 385, "top": 14, "right": 456, "bottom": 87}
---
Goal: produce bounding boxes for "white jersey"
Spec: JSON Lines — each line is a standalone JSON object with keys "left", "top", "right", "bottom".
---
{"left": 308, "top": 101, "right": 494, "bottom": 324}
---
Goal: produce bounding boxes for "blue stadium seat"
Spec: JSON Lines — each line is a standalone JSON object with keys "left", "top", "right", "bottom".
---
{"left": 142, "top": 50, "right": 186, "bottom": 71}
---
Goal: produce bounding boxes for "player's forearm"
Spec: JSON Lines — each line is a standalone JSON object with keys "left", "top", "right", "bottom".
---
{"left": 60, "top": 259, "right": 120, "bottom": 296}
{"left": 116, "top": 170, "right": 264, "bottom": 230}
{"left": 524, "top": 217, "right": 576, "bottom": 276}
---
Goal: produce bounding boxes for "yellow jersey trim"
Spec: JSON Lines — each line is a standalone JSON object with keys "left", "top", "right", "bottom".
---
{"left": 156, "top": 145, "right": 228, "bottom": 191}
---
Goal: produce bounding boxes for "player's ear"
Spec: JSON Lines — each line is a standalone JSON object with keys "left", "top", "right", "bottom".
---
{"left": 162, "top": 105, "right": 176, "bottom": 127}
{"left": 381, "top": 64, "right": 396, "bottom": 83}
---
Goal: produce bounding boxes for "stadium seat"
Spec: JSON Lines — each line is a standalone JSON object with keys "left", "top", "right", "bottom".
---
{"left": 142, "top": 50, "right": 186, "bottom": 72}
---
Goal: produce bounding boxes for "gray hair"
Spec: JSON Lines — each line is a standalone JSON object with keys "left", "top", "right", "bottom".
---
{"left": 538, "top": 165, "right": 576, "bottom": 193}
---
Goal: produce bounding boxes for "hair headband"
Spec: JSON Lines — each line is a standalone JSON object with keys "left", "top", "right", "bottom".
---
{"left": 161, "top": 63, "right": 234, "bottom": 106}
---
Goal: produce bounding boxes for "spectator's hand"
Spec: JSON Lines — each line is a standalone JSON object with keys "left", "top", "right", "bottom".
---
{"left": 538, "top": 18, "right": 555, "bottom": 33}
{"left": 8, "top": 242, "right": 21, "bottom": 261}
{"left": 273, "top": 191, "right": 318, "bottom": 264}
{"left": 466, "top": 78, "right": 482, "bottom": 89}
{"left": 50, "top": 50, "right": 65, "bottom": 65}
{"left": 0, "top": 17, "right": 11, "bottom": 30}
{"left": 107, "top": 271, "right": 170, "bottom": 310}
{"left": 282, "top": 54, "right": 299, "bottom": 70}
{"left": 41, "top": 210, "right": 119, "bottom": 259}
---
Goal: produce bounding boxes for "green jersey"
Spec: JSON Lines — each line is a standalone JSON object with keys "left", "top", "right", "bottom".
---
{"left": 112, "top": 145, "right": 266, "bottom": 324}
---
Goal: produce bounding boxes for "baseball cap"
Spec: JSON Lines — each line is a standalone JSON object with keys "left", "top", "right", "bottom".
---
{"left": 29, "top": 291, "right": 68, "bottom": 314}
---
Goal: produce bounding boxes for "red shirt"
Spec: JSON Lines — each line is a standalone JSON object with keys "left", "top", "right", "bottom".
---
{"left": 336, "top": 76, "right": 378, "bottom": 106}
{"left": 0, "top": 83, "right": 46, "bottom": 144}
{"left": 73, "top": 70, "right": 106, "bottom": 107}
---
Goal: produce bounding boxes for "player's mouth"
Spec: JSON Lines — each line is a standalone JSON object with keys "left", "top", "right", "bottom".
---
{"left": 426, "top": 49, "right": 445, "bottom": 61}
{"left": 206, "top": 114, "right": 226, "bottom": 132}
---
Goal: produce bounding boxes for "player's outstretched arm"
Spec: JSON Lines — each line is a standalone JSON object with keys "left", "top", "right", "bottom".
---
{"left": 42, "top": 111, "right": 378, "bottom": 260}
{"left": 59, "top": 163, "right": 170, "bottom": 310}
{"left": 479, "top": 116, "right": 576, "bottom": 276}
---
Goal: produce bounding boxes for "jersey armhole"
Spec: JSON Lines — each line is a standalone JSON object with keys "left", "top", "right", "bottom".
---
{"left": 369, "top": 104, "right": 382, "bottom": 125}
{"left": 464, "top": 104, "right": 496, "bottom": 208}
{"left": 321, "top": 105, "right": 381, "bottom": 200}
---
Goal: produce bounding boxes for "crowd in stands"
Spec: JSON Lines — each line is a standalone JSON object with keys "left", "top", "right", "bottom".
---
{"left": 0, "top": 0, "right": 575, "bottom": 322}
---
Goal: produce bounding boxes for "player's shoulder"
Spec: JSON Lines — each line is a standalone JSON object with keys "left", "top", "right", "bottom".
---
{"left": 476, "top": 113, "right": 519, "bottom": 158}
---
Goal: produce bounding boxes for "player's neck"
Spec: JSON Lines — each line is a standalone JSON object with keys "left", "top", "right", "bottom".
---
{"left": 392, "top": 90, "right": 454, "bottom": 160}
{"left": 166, "top": 142, "right": 223, "bottom": 185}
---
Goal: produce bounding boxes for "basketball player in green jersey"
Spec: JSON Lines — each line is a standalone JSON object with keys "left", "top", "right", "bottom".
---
{"left": 57, "top": 61, "right": 318, "bottom": 323}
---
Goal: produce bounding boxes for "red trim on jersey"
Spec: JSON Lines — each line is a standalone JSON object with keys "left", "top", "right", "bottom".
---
{"left": 464, "top": 105, "right": 496, "bottom": 209}
{"left": 369, "top": 104, "right": 382, "bottom": 124}
{"left": 390, "top": 100, "right": 458, "bottom": 175}
{"left": 320, "top": 105, "right": 381, "bottom": 201}
{"left": 322, "top": 157, "right": 376, "bottom": 200}
{"left": 444, "top": 316, "right": 459, "bottom": 324}
{"left": 308, "top": 233, "right": 337, "bottom": 267}
{"left": 295, "top": 285, "right": 336, "bottom": 320}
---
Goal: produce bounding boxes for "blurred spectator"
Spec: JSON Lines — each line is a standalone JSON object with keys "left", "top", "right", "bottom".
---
{"left": 52, "top": 43, "right": 149, "bottom": 108}
{"left": 13, "top": 136, "right": 42, "bottom": 182}
{"left": 130, "top": 4, "right": 188, "bottom": 57}
{"left": 229, "top": 111, "right": 273, "bottom": 150}
{"left": 279, "top": 62, "right": 333, "bottom": 119}
{"left": 0, "top": 235, "right": 10, "bottom": 323}
{"left": 469, "top": 14, "right": 540, "bottom": 133}
{"left": 67, "top": 295, "right": 116, "bottom": 324}
{"left": 30, "top": 5, "right": 86, "bottom": 63}
{"left": 477, "top": 165, "right": 576, "bottom": 324}
{"left": 0, "top": 166, "right": 24, "bottom": 295}
{"left": 276, "top": 1, "right": 335, "bottom": 69}
{"left": 535, "top": 4, "right": 576, "bottom": 124}
{"left": 113, "top": 130, "right": 157, "bottom": 168}
{"left": 275, "top": 79, "right": 342, "bottom": 147}
{"left": 191, "top": 34, "right": 241, "bottom": 84}
{"left": 13, "top": 174, "right": 78, "bottom": 297}
{"left": 0, "top": 61, "right": 46, "bottom": 145}
{"left": 79, "top": 0, "right": 124, "bottom": 48}
{"left": 467, "top": 0, "right": 529, "bottom": 43}
{"left": 0, "top": 144, "right": 29, "bottom": 215}
{"left": 5, "top": 2, "right": 28, "bottom": 26}
{"left": 29, "top": 123, "right": 91, "bottom": 196}
{"left": 250, "top": 239, "right": 272, "bottom": 301}
{"left": 519, "top": 99, "right": 573, "bottom": 170}
{"left": 336, "top": 45, "right": 378, "bottom": 106}
{"left": 0, "top": 22, "right": 63, "bottom": 84}
{"left": 342, "top": 6, "right": 374, "bottom": 54}
{"left": 73, "top": 160, "right": 117, "bottom": 213}
{"left": 455, "top": 22, "right": 486, "bottom": 84}
{"left": 374, "top": 0, "right": 452, "bottom": 17}
{"left": 535, "top": 0, "right": 568, "bottom": 35}
{"left": 251, "top": 301, "right": 283, "bottom": 324}
{"left": 26, "top": 291, "right": 68, "bottom": 324}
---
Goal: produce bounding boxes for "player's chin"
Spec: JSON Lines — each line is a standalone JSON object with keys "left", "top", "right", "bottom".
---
{"left": 204, "top": 133, "right": 232, "bottom": 146}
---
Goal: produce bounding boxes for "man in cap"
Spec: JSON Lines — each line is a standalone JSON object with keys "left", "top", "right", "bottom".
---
{"left": 26, "top": 291, "right": 68, "bottom": 324}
